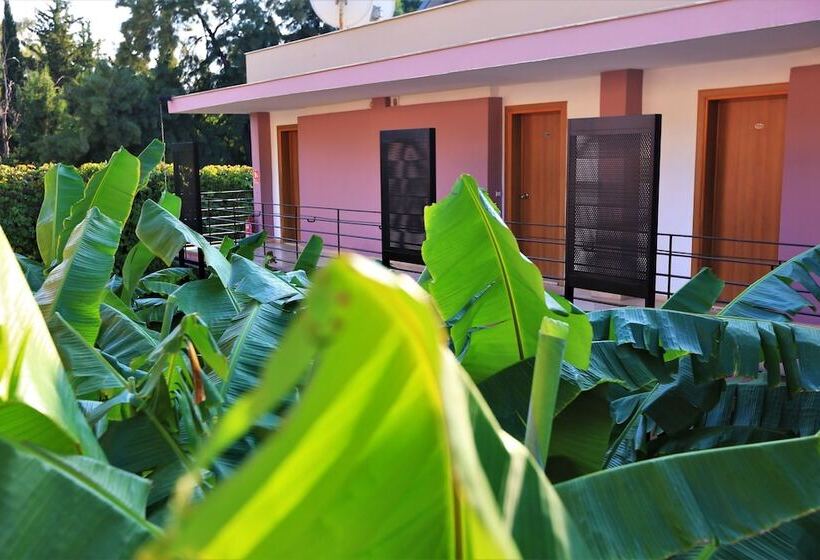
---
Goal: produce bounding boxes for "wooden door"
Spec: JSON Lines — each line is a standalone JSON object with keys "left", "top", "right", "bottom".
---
{"left": 277, "top": 125, "right": 300, "bottom": 242}
{"left": 505, "top": 103, "right": 567, "bottom": 280}
{"left": 701, "top": 93, "right": 786, "bottom": 300}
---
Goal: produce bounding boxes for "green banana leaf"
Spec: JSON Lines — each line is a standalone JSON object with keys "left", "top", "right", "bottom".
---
{"left": 97, "top": 303, "right": 159, "bottom": 366}
{"left": 479, "top": 348, "right": 629, "bottom": 481}
{"left": 229, "top": 254, "right": 304, "bottom": 306}
{"left": 122, "top": 191, "right": 182, "bottom": 304}
{"left": 15, "top": 253, "right": 45, "bottom": 291}
{"left": 555, "top": 433, "right": 820, "bottom": 559}
{"left": 719, "top": 245, "right": 820, "bottom": 321}
{"left": 49, "top": 313, "right": 128, "bottom": 396}
{"left": 231, "top": 230, "right": 268, "bottom": 260}
{"left": 36, "top": 207, "right": 120, "bottom": 345}
{"left": 0, "top": 226, "right": 103, "bottom": 458}
{"left": 35, "top": 163, "right": 85, "bottom": 266}
{"left": 58, "top": 147, "right": 141, "bottom": 258}
{"left": 707, "top": 511, "right": 820, "bottom": 559}
{"left": 100, "top": 413, "right": 178, "bottom": 476}
{"left": 217, "top": 301, "right": 294, "bottom": 403}
{"left": 142, "top": 314, "right": 228, "bottom": 381}
{"left": 422, "top": 174, "right": 589, "bottom": 381}
{"left": 293, "top": 234, "right": 323, "bottom": 275}
{"left": 593, "top": 307, "right": 820, "bottom": 391}
{"left": 663, "top": 267, "right": 724, "bottom": 313}
{"left": 136, "top": 199, "right": 232, "bottom": 288}
{"left": 524, "top": 317, "right": 568, "bottom": 467}
{"left": 0, "top": 402, "right": 79, "bottom": 454}
{"left": 144, "top": 255, "right": 585, "bottom": 559}
{"left": 172, "top": 277, "right": 242, "bottom": 339}
{"left": 0, "top": 437, "right": 158, "bottom": 558}
{"left": 137, "top": 139, "right": 165, "bottom": 189}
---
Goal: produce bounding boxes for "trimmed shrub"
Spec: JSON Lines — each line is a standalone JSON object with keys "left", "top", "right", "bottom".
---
{"left": 0, "top": 162, "right": 252, "bottom": 270}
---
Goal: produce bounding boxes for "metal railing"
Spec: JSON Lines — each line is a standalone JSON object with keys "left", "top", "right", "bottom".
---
{"left": 197, "top": 194, "right": 818, "bottom": 319}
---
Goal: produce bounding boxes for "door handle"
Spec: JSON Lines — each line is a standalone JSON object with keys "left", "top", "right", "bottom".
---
{"left": 519, "top": 192, "right": 530, "bottom": 200}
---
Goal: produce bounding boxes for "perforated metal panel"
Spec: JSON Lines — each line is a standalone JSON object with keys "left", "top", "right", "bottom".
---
{"left": 169, "top": 141, "right": 204, "bottom": 276}
{"left": 565, "top": 115, "right": 661, "bottom": 305}
{"left": 170, "top": 142, "right": 202, "bottom": 233}
{"left": 380, "top": 128, "right": 436, "bottom": 265}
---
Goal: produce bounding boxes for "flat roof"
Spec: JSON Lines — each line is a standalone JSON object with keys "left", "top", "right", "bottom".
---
{"left": 168, "top": 0, "right": 820, "bottom": 115}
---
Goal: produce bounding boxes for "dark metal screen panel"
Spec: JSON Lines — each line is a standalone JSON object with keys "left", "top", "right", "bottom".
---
{"left": 170, "top": 141, "right": 202, "bottom": 233}
{"left": 565, "top": 114, "right": 661, "bottom": 306}
{"left": 169, "top": 141, "right": 204, "bottom": 276}
{"left": 380, "top": 128, "right": 436, "bottom": 265}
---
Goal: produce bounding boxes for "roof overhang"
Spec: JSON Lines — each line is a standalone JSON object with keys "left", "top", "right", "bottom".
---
{"left": 168, "top": 0, "right": 820, "bottom": 115}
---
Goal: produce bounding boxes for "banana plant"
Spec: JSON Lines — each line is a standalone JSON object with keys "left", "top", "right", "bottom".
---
{"left": 421, "top": 174, "right": 591, "bottom": 381}
{"left": 143, "top": 255, "right": 819, "bottom": 559}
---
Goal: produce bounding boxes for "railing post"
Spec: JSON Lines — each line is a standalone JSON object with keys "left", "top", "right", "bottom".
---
{"left": 667, "top": 234, "right": 673, "bottom": 298}
{"left": 337, "top": 209, "right": 341, "bottom": 256}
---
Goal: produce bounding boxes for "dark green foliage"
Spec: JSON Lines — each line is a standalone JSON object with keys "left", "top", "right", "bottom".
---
{"left": 0, "top": 162, "right": 252, "bottom": 269}
{"left": 1, "top": 0, "right": 25, "bottom": 158}
{"left": 13, "top": 68, "right": 86, "bottom": 163}
{"left": 29, "top": 0, "right": 97, "bottom": 87}
{"left": 64, "top": 61, "right": 155, "bottom": 162}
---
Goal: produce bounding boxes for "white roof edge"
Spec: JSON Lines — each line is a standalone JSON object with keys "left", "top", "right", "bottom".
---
{"left": 243, "top": 0, "right": 468, "bottom": 58}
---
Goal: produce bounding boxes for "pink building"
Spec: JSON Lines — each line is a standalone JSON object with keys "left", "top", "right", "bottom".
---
{"left": 169, "top": 0, "right": 820, "bottom": 297}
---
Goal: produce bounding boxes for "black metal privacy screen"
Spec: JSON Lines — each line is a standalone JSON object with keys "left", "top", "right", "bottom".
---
{"left": 169, "top": 141, "right": 205, "bottom": 276}
{"left": 565, "top": 114, "right": 661, "bottom": 306}
{"left": 379, "top": 128, "right": 436, "bottom": 265}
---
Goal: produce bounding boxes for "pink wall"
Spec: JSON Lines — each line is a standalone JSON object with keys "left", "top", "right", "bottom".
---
{"left": 295, "top": 97, "right": 502, "bottom": 256}
{"left": 249, "top": 112, "right": 274, "bottom": 231}
{"left": 779, "top": 64, "right": 820, "bottom": 260}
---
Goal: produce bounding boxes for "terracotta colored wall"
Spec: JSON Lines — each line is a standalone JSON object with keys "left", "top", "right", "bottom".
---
{"left": 600, "top": 69, "right": 643, "bottom": 116}
{"left": 295, "top": 97, "right": 502, "bottom": 253}
{"left": 779, "top": 64, "right": 820, "bottom": 260}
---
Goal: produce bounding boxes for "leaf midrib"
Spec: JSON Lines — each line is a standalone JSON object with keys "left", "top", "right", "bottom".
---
{"left": 466, "top": 186, "right": 525, "bottom": 361}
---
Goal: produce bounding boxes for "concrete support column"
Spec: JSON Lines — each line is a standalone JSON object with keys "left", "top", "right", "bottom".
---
{"left": 779, "top": 64, "right": 820, "bottom": 260}
{"left": 249, "top": 112, "right": 274, "bottom": 232}
{"left": 600, "top": 69, "right": 643, "bottom": 116}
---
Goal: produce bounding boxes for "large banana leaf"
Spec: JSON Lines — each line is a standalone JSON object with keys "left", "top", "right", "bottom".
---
{"left": 136, "top": 199, "right": 232, "bottom": 288}
{"left": 293, "top": 234, "right": 323, "bottom": 275}
{"left": 36, "top": 207, "right": 120, "bottom": 345}
{"left": 422, "top": 174, "right": 589, "bottom": 381}
{"left": 217, "top": 301, "right": 294, "bottom": 403}
{"left": 0, "top": 437, "right": 157, "bottom": 558}
{"left": 229, "top": 254, "right": 304, "bottom": 306}
{"left": 0, "top": 226, "right": 103, "bottom": 458}
{"left": 97, "top": 303, "right": 159, "bottom": 366}
{"left": 0, "top": 401, "right": 79, "bottom": 454}
{"left": 137, "top": 139, "right": 165, "bottom": 189}
{"left": 49, "top": 313, "right": 128, "bottom": 396}
{"left": 122, "top": 191, "right": 182, "bottom": 305}
{"left": 172, "top": 277, "right": 242, "bottom": 339}
{"left": 36, "top": 163, "right": 85, "bottom": 266}
{"left": 662, "top": 267, "right": 724, "bottom": 314}
{"left": 524, "top": 317, "right": 567, "bottom": 467}
{"left": 58, "top": 147, "right": 141, "bottom": 258}
{"left": 144, "top": 255, "right": 586, "bottom": 559}
{"left": 594, "top": 307, "right": 820, "bottom": 391}
{"left": 555, "top": 433, "right": 820, "bottom": 559}
{"left": 720, "top": 244, "right": 820, "bottom": 321}
{"left": 15, "top": 253, "right": 45, "bottom": 291}
{"left": 708, "top": 511, "right": 820, "bottom": 559}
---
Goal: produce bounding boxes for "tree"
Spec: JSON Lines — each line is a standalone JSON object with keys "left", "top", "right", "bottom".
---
{"left": 1, "top": 0, "right": 24, "bottom": 158}
{"left": 14, "top": 68, "right": 86, "bottom": 163}
{"left": 65, "top": 61, "right": 155, "bottom": 162}
{"left": 29, "top": 0, "right": 97, "bottom": 88}
{"left": 114, "top": 0, "right": 335, "bottom": 165}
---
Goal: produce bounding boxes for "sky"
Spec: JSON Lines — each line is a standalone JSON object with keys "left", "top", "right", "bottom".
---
{"left": 9, "top": 0, "right": 129, "bottom": 57}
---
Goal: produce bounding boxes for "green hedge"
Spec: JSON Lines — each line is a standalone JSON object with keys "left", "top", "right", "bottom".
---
{"left": 0, "top": 162, "right": 253, "bottom": 270}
